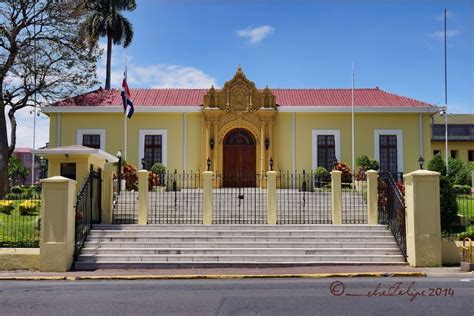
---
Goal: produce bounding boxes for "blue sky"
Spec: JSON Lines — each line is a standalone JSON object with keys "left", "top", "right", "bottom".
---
{"left": 14, "top": 0, "right": 474, "bottom": 147}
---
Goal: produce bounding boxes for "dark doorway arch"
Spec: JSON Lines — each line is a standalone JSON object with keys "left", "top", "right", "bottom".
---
{"left": 223, "top": 128, "right": 256, "bottom": 187}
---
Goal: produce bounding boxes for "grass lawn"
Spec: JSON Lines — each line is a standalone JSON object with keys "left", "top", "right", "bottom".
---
{"left": 457, "top": 194, "right": 474, "bottom": 220}
{"left": 0, "top": 200, "right": 40, "bottom": 248}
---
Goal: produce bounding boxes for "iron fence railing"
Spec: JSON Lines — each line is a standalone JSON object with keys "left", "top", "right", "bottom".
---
{"left": 213, "top": 174, "right": 267, "bottom": 224}
{"left": 74, "top": 169, "right": 101, "bottom": 258}
{"left": 0, "top": 186, "right": 41, "bottom": 247}
{"left": 112, "top": 189, "right": 138, "bottom": 224}
{"left": 276, "top": 171, "right": 332, "bottom": 224}
{"left": 378, "top": 171, "right": 406, "bottom": 257}
{"left": 341, "top": 172, "right": 368, "bottom": 224}
{"left": 456, "top": 192, "right": 474, "bottom": 230}
{"left": 149, "top": 171, "right": 203, "bottom": 224}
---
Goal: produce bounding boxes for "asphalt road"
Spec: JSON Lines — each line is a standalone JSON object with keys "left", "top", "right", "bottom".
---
{"left": 0, "top": 277, "right": 473, "bottom": 315}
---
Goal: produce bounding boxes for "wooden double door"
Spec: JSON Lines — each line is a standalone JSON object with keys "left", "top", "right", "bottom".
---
{"left": 222, "top": 129, "right": 256, "bottom": 187}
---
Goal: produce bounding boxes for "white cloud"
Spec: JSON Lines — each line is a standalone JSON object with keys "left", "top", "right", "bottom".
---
{"left": 96, "top": 41, "right": 216, "bottom": 89}
{"left": 236, "top": 25, "right": 275, "bottom": 44}
{"left": 436, "top": 10, "right": 454, "bottom": 21}
{"left": 429, "top": 29, "right": 461, "bottom": 40}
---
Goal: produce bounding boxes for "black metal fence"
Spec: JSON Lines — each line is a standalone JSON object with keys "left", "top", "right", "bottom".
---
{"left": 149, "top": 171, "right": 203, "bottom": 224}
{"left": 112, "top": 189, "right": 138, "bottom": 224}
{"left": 456, "top": 192, "right": 474, "bottom": 232}
{"left": 74, "top": 169, "right": 102, "bottom": 258}
{"left": 213, "top": 174, "right": 267, "bottom": 224}
{"left": 341, "top": 173, "right": 368, "bottom": 224}
{"left": 277, "top": 171, "right": 332, "bottom": 224}
{"left": 378, "top": 171, "right": 406, "bottom": 257}
{"left": 0, "top": 186, "right": 41, "bottom": 247}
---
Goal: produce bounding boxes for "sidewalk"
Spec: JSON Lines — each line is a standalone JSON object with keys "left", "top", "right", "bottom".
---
{"left": 0, "top": 266, "right": 471, "bottom": 280}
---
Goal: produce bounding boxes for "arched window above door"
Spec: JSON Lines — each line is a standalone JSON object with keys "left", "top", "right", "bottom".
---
{"left": 223, "top": 128, "right": 256, "bottom": 145}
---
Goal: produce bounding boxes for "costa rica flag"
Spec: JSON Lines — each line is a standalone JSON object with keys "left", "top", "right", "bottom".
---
{"left": 121, "top": 70, "right": 134, "bottom": 119}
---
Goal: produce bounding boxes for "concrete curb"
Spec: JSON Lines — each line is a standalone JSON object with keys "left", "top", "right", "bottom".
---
{"left": 0, "top": 272, "right": 426, "bottom": 281}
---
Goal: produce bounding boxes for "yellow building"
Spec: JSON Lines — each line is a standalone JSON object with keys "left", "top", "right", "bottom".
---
{"left": 42, "top": 68, "right": 438, "bottom": 184}
{"left": 431, "top": 113, "right": 474, "bottom": 164}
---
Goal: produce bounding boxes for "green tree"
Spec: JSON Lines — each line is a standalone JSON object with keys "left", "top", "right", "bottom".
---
{"left": 0, "top": 0, "right": 100, "bottom": 197}
{"left": 80, "top": 0, "right": 136, "bottom": 89}
{"left": 8, "top": 156, "right": 28, "bottom": 186}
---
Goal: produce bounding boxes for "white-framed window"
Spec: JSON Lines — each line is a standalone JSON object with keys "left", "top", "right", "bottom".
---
{"left": 77, "top": 129, "right": 106, "bottom": 150}
{"left": 312, "top": 129, "right": 341, "bottom": 171}
{"left": 374, "top": 129, "right": 403, "bottom": 173}
{"left": 139, "top": 129, "right": 167, "bottom": 169}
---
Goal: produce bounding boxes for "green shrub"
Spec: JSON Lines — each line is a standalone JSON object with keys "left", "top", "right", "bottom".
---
{"left": 151, "top": 163, "right": 166, "bottom": 175}
{"left": 428, "top": 154, "right": 459, "bottom": 233}
{"left": 448, "top": 158, "right": 471, "bottom": 186}
{"left": 11, "top": 186, "right": 23, "bottom": 194}
{"left": 314, "top": 167, "right": 329, "bottom": 178}
{"left": 0, "top": 200, "right": 14, "bottom": 215}
{"left": 453, "top": 185, "right": 471, "bottom": 195}
{"left": 18, "top": 200, "right": 40, "bottom": 216}
{"left": 356, "top": 155, "right": 379, "bottom": 171}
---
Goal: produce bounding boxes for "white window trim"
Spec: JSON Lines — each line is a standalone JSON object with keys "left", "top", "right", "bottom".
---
{"left": 76, "top": 129, "right": 106, "bottom": 151}
{"left": 374, "top": 129, "right": 404, "bottom": 173}
{"left": 312, "top": 129, "right": 341, "bottom": 170}
{"left": 138, "top": 129, "right": 167, "bottom": 168}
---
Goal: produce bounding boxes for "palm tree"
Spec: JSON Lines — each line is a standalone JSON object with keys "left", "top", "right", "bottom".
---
{"left": 80, "top": 0, "right": 136, "bottom": 89}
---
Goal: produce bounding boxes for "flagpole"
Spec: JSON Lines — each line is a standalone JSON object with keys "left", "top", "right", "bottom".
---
{"left": 124, "top": 51, "right": 128, "bottom": 160}
{"left": 351, "top": 62, "right": 355, "bottom": 179}
{"left": 444, "top": 8, "right": 448, "bottom": 173}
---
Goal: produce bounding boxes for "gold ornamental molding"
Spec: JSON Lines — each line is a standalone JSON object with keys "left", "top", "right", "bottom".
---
{"left": 203, "top": 67, "right": 277, "bottom": 113}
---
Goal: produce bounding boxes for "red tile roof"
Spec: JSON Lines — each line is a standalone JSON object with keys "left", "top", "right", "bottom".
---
{"left": 51, "top": 87, "right": 433, "bottom": 108}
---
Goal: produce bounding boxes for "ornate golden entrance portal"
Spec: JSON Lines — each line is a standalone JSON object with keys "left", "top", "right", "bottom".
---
{"left": 201, "top": 68, "right": 277, "bottom": 187}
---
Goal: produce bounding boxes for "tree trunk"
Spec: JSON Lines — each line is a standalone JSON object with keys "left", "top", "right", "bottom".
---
{"left": 0, "top": 106, "right": 10, "bottom": 197}
{"left": 105, "top": 34, "right": 113, "bottom": 89}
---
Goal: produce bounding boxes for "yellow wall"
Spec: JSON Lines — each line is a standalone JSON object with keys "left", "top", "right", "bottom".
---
{"left": 431, "top": 141, "right": 474, "bottom": 164}
{"left": 54, "top": 113, "right": 202, "bottom": 172}
{"left": 52, "top": 111, "right": 431, "bottom": 174}
{"left": 275, "top": 112, "right": 431, "bottom": 173}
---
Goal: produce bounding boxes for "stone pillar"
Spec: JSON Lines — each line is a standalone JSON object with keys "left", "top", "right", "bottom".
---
{"left": 40, "top": 176, "right": 76, "bottom": 272}
{"left": 366, "top": 170, "right": 379, "bottom": 225}
{"left": 138, "top": 170, "right": 149, "bottom": 225}
{"left": 203, "top": 171, "right": 213, "bottom": 224}
{"left": 101, "top": 165, "right": 115, "bottom": 224}
{"left": 205, "top": 122, "right": 210, "bottom": 163}
{"left": 267, "top": 171, "right": 277, "bottom": 225}
{"left": 331, "top": 170, "right": 342, "bottom": 224}
{"left": 471, "top": 170, "right": 474, "bottom": 190}
{"left": 212, "top": 121, "right": 218, "bottom": 173}
{"left": 404, "top": 170, "right": 442, "bottom": 267}
{"left": 268, "top": 122, "right": 274, "bottom": 162}
{"left": 260, "top": 122, "right": 266, "bottom": 178}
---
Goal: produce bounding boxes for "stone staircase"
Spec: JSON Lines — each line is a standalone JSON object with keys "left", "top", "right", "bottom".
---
{"left": 74, "top": 224, "right": 406, "bottom": 270}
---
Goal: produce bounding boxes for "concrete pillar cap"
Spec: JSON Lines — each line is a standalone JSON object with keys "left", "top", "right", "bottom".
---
{"left": 41, "top": 176, "right": 76, "bottom": 184}
{"left": 404, "top": 170, "right": 440, "bottom": 178}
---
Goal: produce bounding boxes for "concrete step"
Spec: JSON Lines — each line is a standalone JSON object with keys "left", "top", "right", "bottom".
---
{"left": 75, "top": 224, "right": 405, "bottom": 270}
{"left": 85, "top": 236, "right": 396, "bottom": 243}
{"left": 80, "top": 247, "right": 402, "bottom": 255}
{"left": 93, "top": 224, "right": 389, "bottom": 231}
{"left": 76, "top": 253, "right": 406, "bottom": 263}
{"left": 87, "top": 229, "right": 392, "bottom": 237}
{"left": 82, "top": 241, "right": 398, "bottom": 249}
